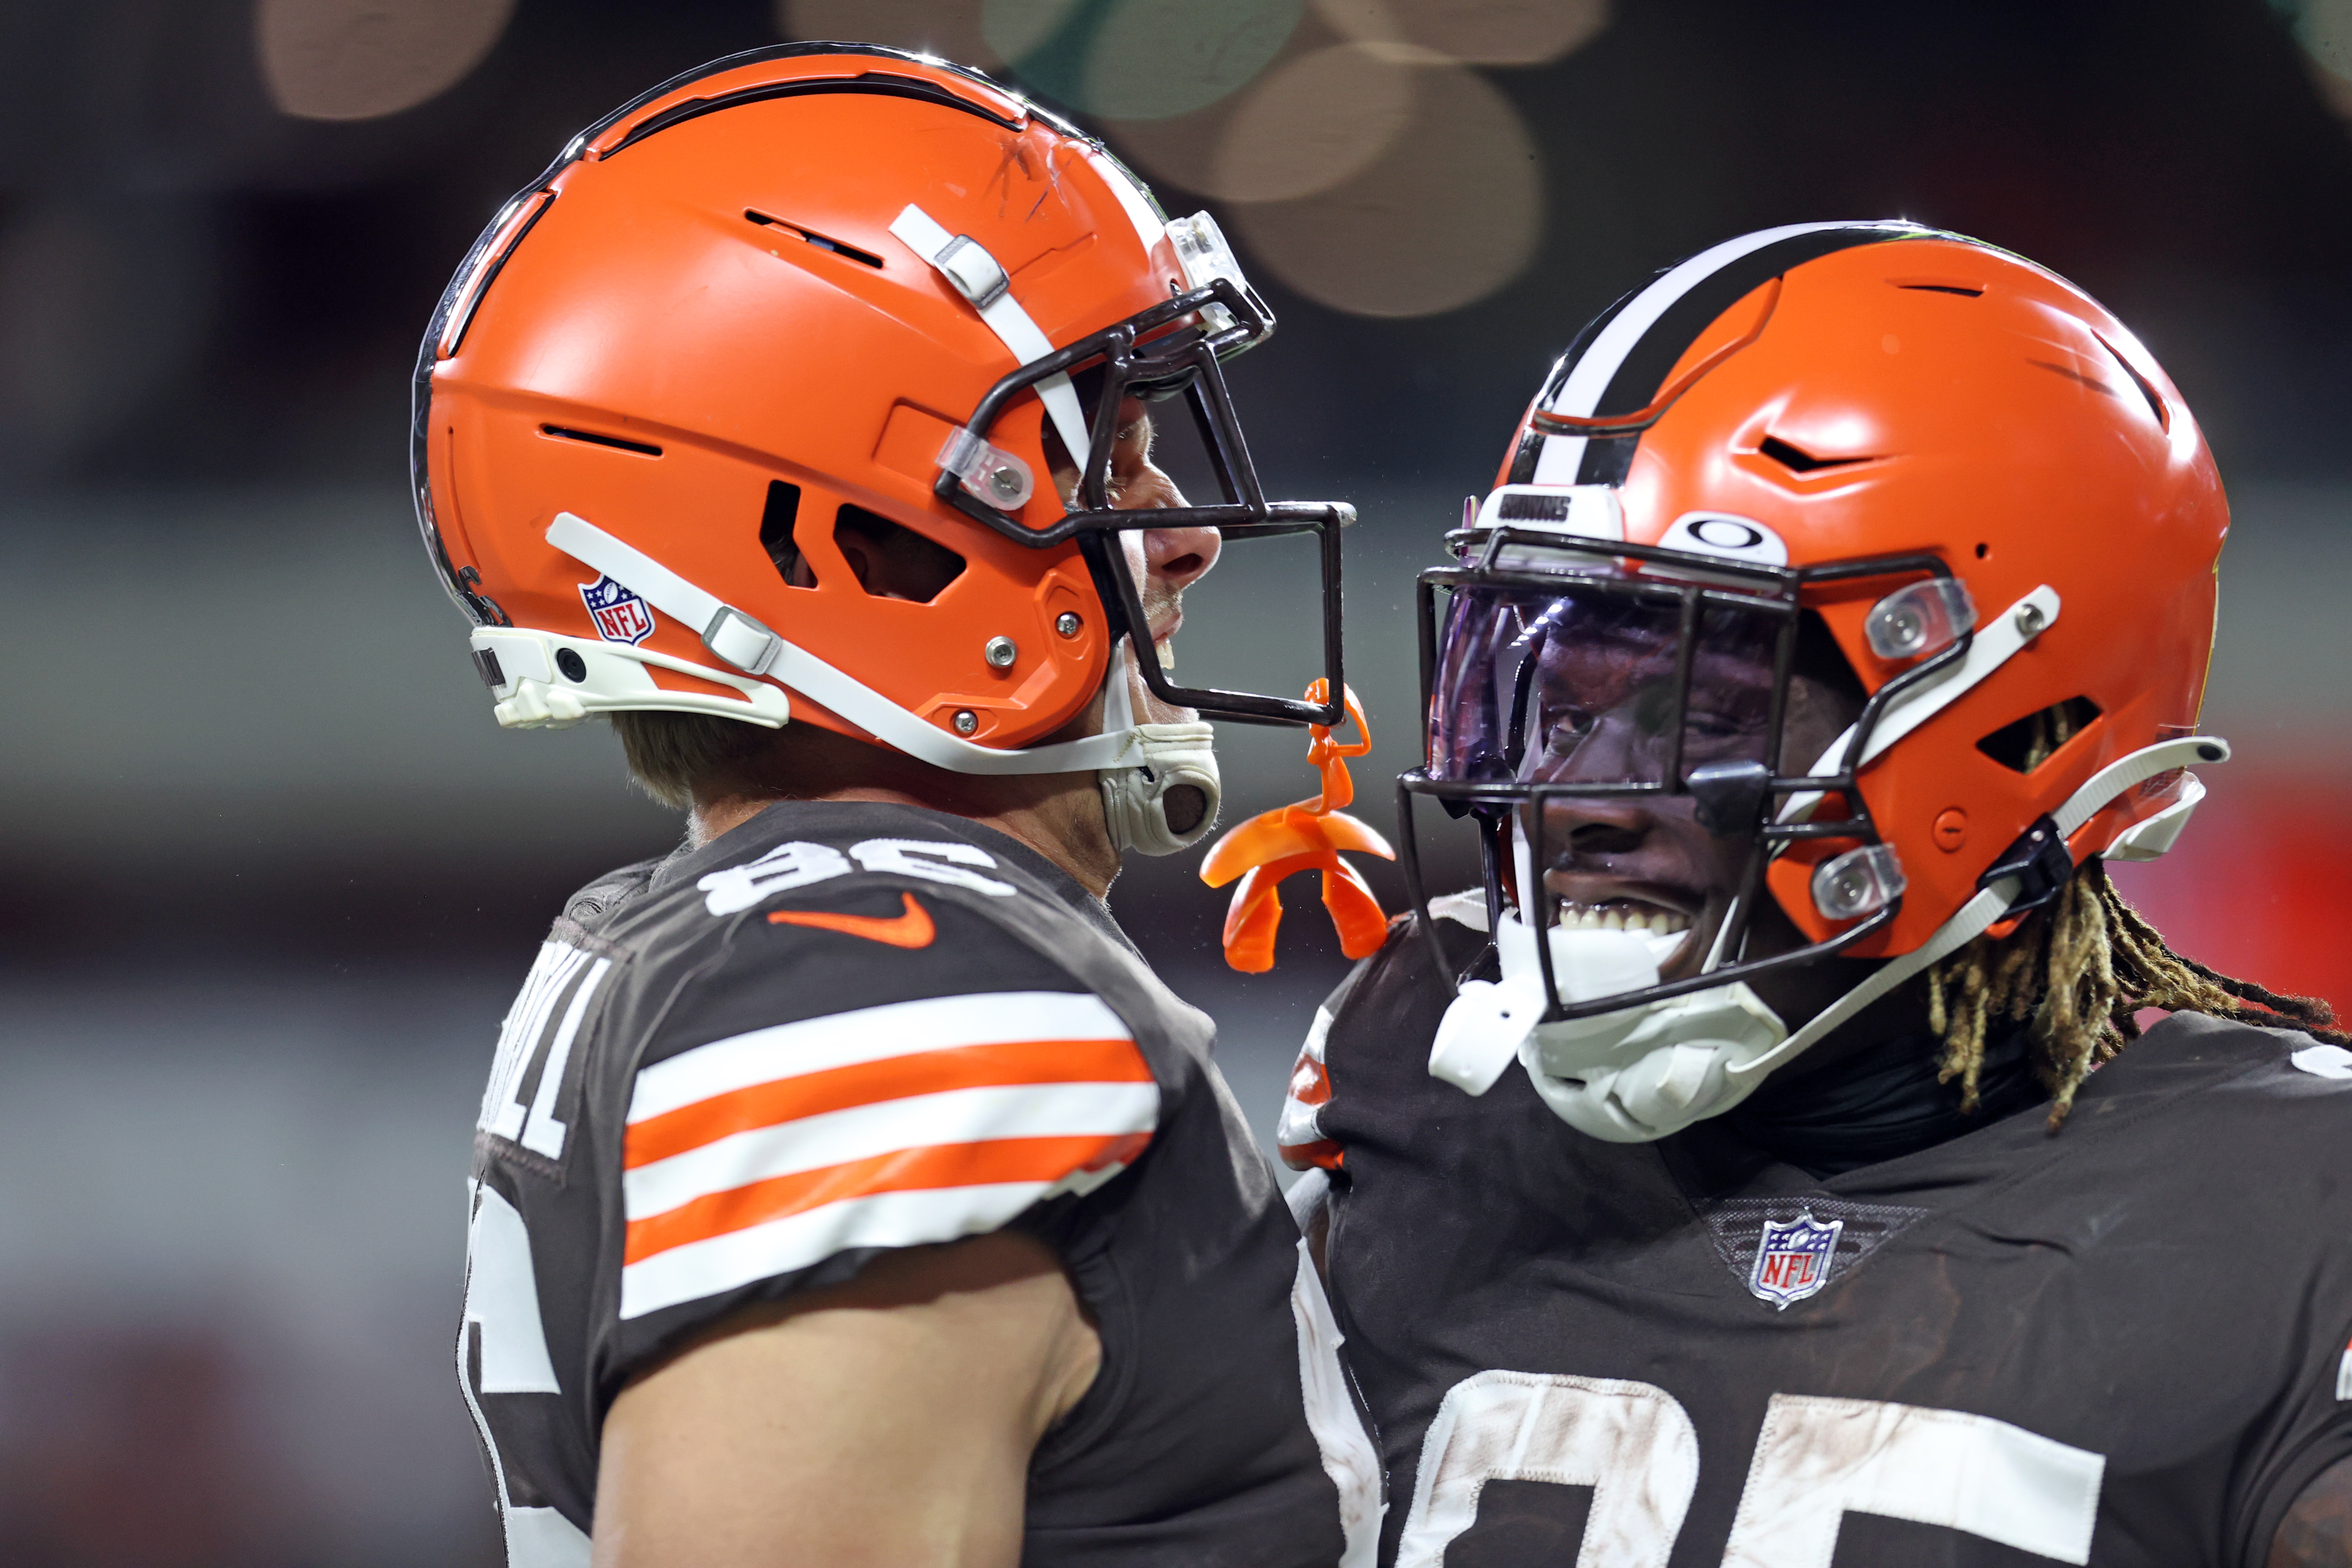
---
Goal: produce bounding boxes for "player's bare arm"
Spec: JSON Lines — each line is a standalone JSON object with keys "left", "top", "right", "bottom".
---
{"left": 1285, "top": 227, "right": 2352, "bottom": 1566}
{"left": 2274, "top": 1458, "right": 2352, "bottom": 1568}
{"left": 425, "top": 45, "right": 1370, "bottom": 1568}
{"left": 594, "top": 1233, "right": 1094, "bottom": 1568}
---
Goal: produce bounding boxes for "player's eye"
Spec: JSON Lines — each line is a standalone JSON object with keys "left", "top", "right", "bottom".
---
{"left": 1542, "top": 707, "right": 1599, "bottom": 759}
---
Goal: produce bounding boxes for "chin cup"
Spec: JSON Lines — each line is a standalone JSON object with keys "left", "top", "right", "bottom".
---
{"left": 1100, "top": 723, "right": 1222, "bottom": 857}
{"left": 1427, "top": 909, "right": 1788, "bottom": 1142}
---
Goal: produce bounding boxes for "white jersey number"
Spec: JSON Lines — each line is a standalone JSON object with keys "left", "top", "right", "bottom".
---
{"left": 1399, "top": 1375, "right": 2104, "bottom": 1567}
{"left": 1398, "top": 1371, "right": 1699, "bottom": 1568}
{"left": 459, "top": 1182, "right": 593, "bottom": 1568}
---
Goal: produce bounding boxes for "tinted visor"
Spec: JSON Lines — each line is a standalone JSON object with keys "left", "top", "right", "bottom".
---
{"left": 1430, "top": 579, "right": 1787, "bottom": 789}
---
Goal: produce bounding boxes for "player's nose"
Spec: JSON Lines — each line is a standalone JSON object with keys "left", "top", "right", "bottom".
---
{"left": 1142, "top": 520, "right": 1219, "bottom": 593}
{"left": 1535, "top": 796, "right": 1656, "bottom": 861}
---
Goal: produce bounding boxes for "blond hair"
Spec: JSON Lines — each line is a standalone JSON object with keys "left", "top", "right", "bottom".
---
{"left": 1928, "top": 860, "right": 2347, "bottom": 1127}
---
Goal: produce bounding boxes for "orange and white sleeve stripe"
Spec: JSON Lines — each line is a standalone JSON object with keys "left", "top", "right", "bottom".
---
{"left": 618, "top": 990, "right": 1157, "bottom": 1320}
{"left": 1277, "top": 1004, "right": 1344, "bottom": 1173}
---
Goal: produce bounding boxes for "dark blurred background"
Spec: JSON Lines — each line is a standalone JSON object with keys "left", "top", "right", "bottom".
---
{"left": 4, "top": 0, "right": 2350, "bottom": 1560}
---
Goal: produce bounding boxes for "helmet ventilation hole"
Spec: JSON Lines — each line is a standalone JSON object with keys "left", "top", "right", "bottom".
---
{"left": 1977, "top": 696, "right": 2102, "bottom": 773}
{"left": 760, "top": 480, "right": 815, "bottom": 588}
{"left": 2094, "top": 333, "right": 2170, "bottom": 432}
{"left": 834, "top": 505, "right": 967, "bottom": 603}
{"left": 540, "top": 424, "right": 662, "bottom": 457}
{"left": 1895, "top": 282, "right": 1984, "bottom": 297}
{"left": 744, "top": 209, "right": 884, "bottom": 269}
{"left": 1758, "top": 434, "right": 1872, "bottom": 473}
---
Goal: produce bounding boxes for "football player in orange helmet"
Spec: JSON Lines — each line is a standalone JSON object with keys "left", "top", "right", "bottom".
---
{"left": 429, "top": 46, "right": 1373, "bottom": 1568}
{"left": 1282, "top": 225, "right": 2352, "bottom": 1565}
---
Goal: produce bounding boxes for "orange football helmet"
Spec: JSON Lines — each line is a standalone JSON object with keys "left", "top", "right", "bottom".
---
{"left": 1407, "top": 224, "right": 2230, "bottom": 1136}
{"left": 412, "top": 44, "right": 1346, "bottom": 847}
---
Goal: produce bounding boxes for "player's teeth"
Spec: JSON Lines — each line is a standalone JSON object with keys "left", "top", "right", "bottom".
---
{"left": 1556, "top": 904, "right": 1700, "bottom": 934}
{"left": 1552, "top": 904, "right": 1699, "bottom": 934}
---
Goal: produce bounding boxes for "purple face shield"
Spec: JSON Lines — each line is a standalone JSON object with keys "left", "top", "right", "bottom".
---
{"left": 1430, "top": 582, "right": 1788, "bottom": 794}
{"left": 1398, "top": 522, "right": 1972, "bottom": 1022}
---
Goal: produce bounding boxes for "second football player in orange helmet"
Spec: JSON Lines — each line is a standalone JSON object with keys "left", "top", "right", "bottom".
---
{"left": 1286, "top": 224, "right": 2352, "bottom": 1565}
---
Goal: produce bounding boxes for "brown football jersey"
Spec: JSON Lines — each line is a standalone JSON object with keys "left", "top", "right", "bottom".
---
{"left": 1294, "top": 913, "right": 2352, "bottom": 1568}
{"left": 459, "top": 799, "right": 1377, "bottom": 1566}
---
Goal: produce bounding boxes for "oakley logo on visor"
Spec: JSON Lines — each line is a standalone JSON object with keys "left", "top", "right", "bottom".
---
{"left": 1659, "top": 512, "right": 1788, "bottom": 565}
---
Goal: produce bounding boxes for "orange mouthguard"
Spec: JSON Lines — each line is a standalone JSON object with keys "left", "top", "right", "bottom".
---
{"left": 1199, "top": 680, "right": 1395, "bottom": 973}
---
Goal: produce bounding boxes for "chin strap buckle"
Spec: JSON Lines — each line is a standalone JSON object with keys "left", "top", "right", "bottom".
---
{"left": 1199, "top": 681, "right": 1394, "bottom": 973}
{"left": 1978, "top": 813, "right": 2076, "bottom": 918}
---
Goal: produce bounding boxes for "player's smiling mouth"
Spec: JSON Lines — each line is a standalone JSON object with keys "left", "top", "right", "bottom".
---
{"left": 1549, "top": 897, "right": 1690, "bottom": 936}
{"left": 1539, "top": 874, "right": 1713, "bottom": 975}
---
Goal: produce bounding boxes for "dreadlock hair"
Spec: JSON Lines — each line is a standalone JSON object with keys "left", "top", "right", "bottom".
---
{"left": 1927, "top": 861, "right": 2350, "bottom": 1130}
{"left": 1926, "top": 696, "right": 2348, "bottom": 1125}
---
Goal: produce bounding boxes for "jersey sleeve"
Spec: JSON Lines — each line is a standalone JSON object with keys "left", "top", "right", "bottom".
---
{"left": 2235, "top": 1304, "right": 2352, "bottom": 1562}
{"left": 1280, "top": 906, "right": 1491, "bottom": 1174}
{"left": 2230, "top": 1050, "right": 2352, "bottom": 1563}
{"left": 606, "top": 882, "right": 1161, "bottom": 1341}
{"left": 1279, "top": 969, "right": 1359, "bottom": 1173}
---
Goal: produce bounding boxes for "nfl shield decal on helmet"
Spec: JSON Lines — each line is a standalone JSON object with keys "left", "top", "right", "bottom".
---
{"left": 579, "top": 575, "right": 656, "bottom": 646}
{"left": 1749, "top": 1211, "right": 1844, "bottom": 1309}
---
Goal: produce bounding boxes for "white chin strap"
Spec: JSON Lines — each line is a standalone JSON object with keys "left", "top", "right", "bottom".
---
{"left": 1430, "top": 913, "right": 1789, "bottom": 1142}
{"left": 1727, "top": 731, "right": 2230, "bottom": 1081}
{"left": 487, "top": 514, "right": 1209, "bottom": 799}
{"left": 1428, "top": 732, "right": 2229, "bottom": 1143}
{"left": 1093, "top": 641, "right": 1222, "bottom": 857}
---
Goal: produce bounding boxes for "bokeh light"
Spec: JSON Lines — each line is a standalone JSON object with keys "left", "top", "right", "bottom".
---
{"left": 2282, "top": 0, "right": 2352, "bottom": 74}
{"left": 255, "top": 0, "right": 516, "bottom": 121}
{"left": 2276, "top": 0, "right": 2352, "bottom": 116}
{"left": 1223, "top": 63, "right": 1543, "bottom": 318}
{"left": 1102, "top": 41, "right": 1414, "bottom": 202}
{"left": 981, "top": 0, "right": 1090, "bottom": 62}
{"left": 1312, "top": 0, "right": 1609, "bottom": 66}
{"left": 777, "top": 0, "right": 1003, "bottom": 66}
{"left": 0, "top": 201, "right": 216, "bottom": 477}
{"left": 1208, "top": 43, "right": 1416, "bottom": 202}
{"left": 1089, "top": 1, "right": 1602, "bottom": 316}
{"left": 984, "top": 0, "right": 1303, "bottom": 120}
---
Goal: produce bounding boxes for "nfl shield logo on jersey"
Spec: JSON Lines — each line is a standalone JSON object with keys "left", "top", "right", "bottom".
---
{"left": 579, "top": 575, "right": 656, "bottom": 645}
{"left": 1749, "top": 1211, "right": 1844, "bottom": 1309}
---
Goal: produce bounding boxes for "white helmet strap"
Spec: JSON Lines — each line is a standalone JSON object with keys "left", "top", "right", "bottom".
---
{"left": 542, "top": 511, "right": 1152, "bottom": 776}
{"left": 1778, "top": 583, "right": 2062, "bottom": 828}
{"left": 889, "top": 204, "right": 1094, "bottom": 471}
{"left": 1443, "top": 733, "right": 2230, "bottom": 1141}
{"left": 1734, "top": 731, "right": 2234, "bottom": 1081}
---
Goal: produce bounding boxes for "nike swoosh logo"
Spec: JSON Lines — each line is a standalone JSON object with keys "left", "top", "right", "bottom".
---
{"left": 767, "top": 891, "right": 935, "bottom": 949}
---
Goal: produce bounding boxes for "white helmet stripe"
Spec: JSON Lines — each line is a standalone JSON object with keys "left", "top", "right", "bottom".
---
{"left": 1531, "top": 221, "right": 1932, "bottom": 487}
